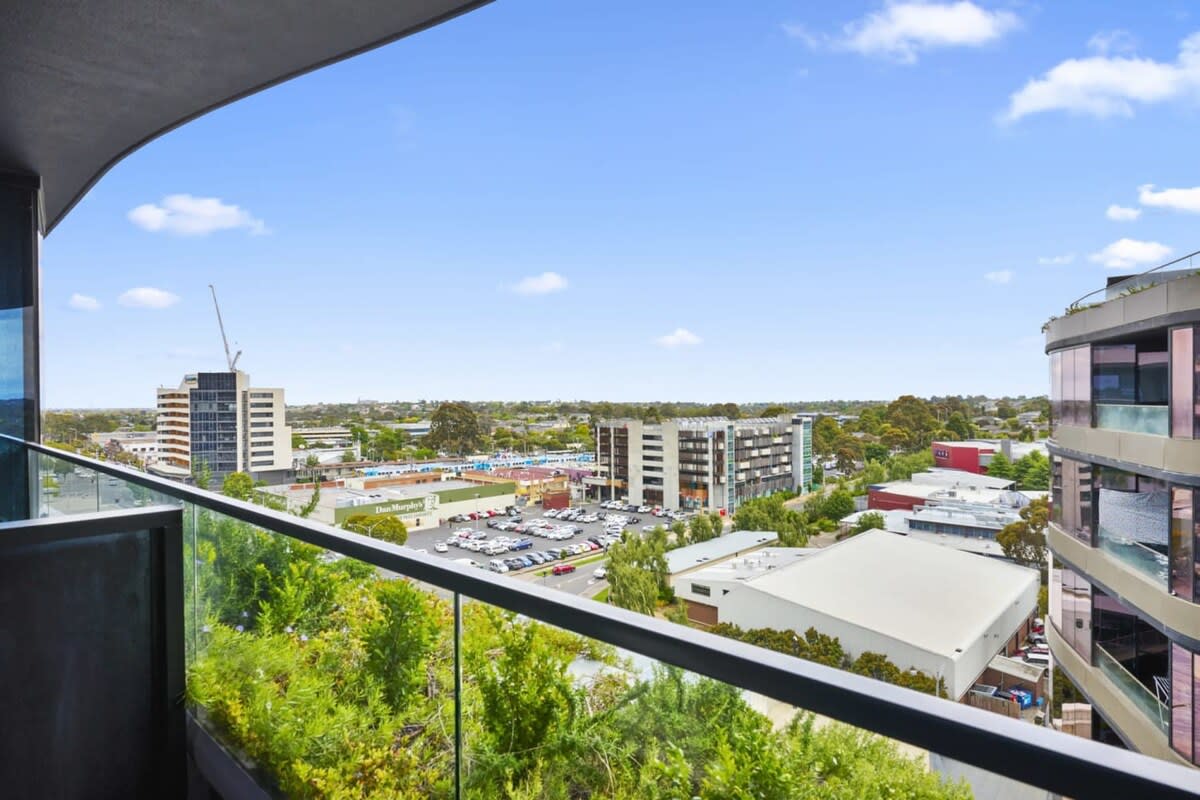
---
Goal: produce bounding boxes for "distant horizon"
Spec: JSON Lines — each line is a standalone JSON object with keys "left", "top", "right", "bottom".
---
{"left": 44, "top": 392, "right": 1048, "bottom": 413}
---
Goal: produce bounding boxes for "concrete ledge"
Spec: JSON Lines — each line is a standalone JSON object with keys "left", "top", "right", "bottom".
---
{"left": 1048, "top": 623, "right": 1183, "bottom": 765}
{"left": 1045, "top": 274, "right": 1200, "bottom": 351}
{"left": 1049, "top": 522, "right": 1200, "bottom": 644}
{"left": 1054, "top": 425, "right": 1200, "bottom": 479}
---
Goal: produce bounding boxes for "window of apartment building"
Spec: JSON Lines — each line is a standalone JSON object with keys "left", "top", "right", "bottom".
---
{"left": 250, "top": 402, "right": 274, "bottom": 409}
{"left": 250, "top": 422, "right": 272, "bottom": 428}
{"left": 1095, "top": 466, "right": 1169, "bottom": 588}
{"left": 1049, "top": 564, "right": 1091, "bottom": 661}
{"left": 1093, "top": 588, "right": 1168, "bottom": 707}
{"left": 1170, "top": 642, "right": 1200, "bottom": 764}
{"left": 251, "top": 460, "right": 274, "bottom": 468}
{"left": 1051, "top": 456, "right": 1093, "bottom": 545}
{"left": 1172, "top": 488, "right": 1196, "bottom": 601}
{"left": 1050, "top": 345, "right": 1092, "bottom": 429}
{"left": 691, "top": 583, "right": 711, "bottom": 597}
{"left": 251, "top": 450, "right": 274, "bottom": 457}
{"left": 250, "top": 412, "right": 273, "bottom": 418}
{"left": 1172, "top": 327, "right": 1199, "bottom": 439}
{"left": 249, "top": 392, "right": 274, "bottom": 399}
{"left": 251, "top": 430, "right": 273, "bottom": 437}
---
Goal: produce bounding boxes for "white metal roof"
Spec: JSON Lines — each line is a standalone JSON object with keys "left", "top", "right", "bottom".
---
{"left": 665, "top": 530, "right": 779, "bottom": 575}
{"left": 739, "top": 529, "right": 1039, "bottom": 661}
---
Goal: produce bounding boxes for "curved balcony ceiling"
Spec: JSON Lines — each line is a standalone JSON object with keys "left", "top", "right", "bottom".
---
{"left": 0, "top": 0, "right": 489, "bottom": 232}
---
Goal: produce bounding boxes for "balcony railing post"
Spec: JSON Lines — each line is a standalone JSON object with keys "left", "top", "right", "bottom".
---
{"left": 454, "top": 591, "right": 463, "bottom": 800}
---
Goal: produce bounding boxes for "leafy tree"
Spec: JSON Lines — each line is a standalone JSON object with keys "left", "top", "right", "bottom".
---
{"left": 341, "top": 449, "right": 356, "bottom": 463}
{"left": 688, "top": 513, "right": 722, "bottom": 544}
{"left": 850, "top": 511, "right": 886, "bottom": 535}
{"left": 304, "top": 453, "right": 319, "bottom": 468}
{"left": 822, "top": 488, "right": 855, "bottom": 522}
{"left": 425, "top": 402, "right": 484, "bottom": 455}
{"left": 1012, "top": 450, "right": 1050, "bottom": 490}
{"left": 221, "top": 471, "right": 254, "bottom": 501}
{"left": 986, "top": 451, "right": 1013, "bottom": 479}
{"left": 343, "top": 513, "right": 409, "bottom": 545}
{"left": 607, "top": 531, "right": 670, "bottom": 613}
{"left": 362, "top": 579, "right": 440, "bottom": 709}
{"left": 945, "top": 411, "right": 973, "bottom": 440}
{"left": 760, "top": 404, "right": 791, "bottom": 417}
{"left": 297, "top": 480, "right": 321, "bottom": 519}
{"left": 996, "top": 402, "right": 1017, "bottom": 419}
{"left": 885, "top": 449, "right": 933, "bottom": 481}
{"left": 997, "top": 497, "right": 1048, "bottom": 574}
{"left": 862, "top": 442, "right": 890, "bottom": 463}
{"left": 290, "top": 433, "right": 305, "bottom": 449}
{"left": 192, "top": 459, "right": 212, "bottom": 490}
{"left": 812, "top": 416, "right": 841, "bottom": 457}
{"left": 732, "top": 495, "right": 807, "bottom": 546}
{"left": 884, "top": 395, "right": 938, "bottom": 450}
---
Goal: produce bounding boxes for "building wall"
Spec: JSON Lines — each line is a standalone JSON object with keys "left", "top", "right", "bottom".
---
{"left": 245, "top": 386, "right": 291, "bottom": 476}
{"left": 716, "top": 575, "right": 1038, "bottom": 700}
{"left": 932, "top": 443, "right": 989, "bottom": 473}
{"left": 867, "top": 489, "right": 924, "bottom": 511}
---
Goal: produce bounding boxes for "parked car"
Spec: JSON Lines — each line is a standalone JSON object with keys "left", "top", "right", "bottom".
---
{"left": 593, "top": 567, "right": 607, "bottom": 579}
{"left": 552, "top": 563, "right": 576, "bottom": 576}
{"left": 488, "top": 559, "right": 509, "bottom": 573}
{"left": 435, "top": 542, "right": 448, "bottom": 553}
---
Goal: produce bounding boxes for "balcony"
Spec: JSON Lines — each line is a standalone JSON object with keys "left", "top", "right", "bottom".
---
{"left": 1095, "top": 643, "right": 1169, "bottom": 736}
{"left": 1095, "top": 403, "right": 1169, "bottom": 436}
{"left": 3, "top": 436, "right": 1199, "bottom": 798}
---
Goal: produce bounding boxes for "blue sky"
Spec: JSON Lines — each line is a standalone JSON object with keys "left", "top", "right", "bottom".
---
{"left": 41, "top": 1, "right": 1200, "bottom": 407}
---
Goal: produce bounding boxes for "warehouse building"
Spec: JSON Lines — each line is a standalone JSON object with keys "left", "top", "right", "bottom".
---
{"left": 679, "top": 530, "right": 1039, "bottom": 700}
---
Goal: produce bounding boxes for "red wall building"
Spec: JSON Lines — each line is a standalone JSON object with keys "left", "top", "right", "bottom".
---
{"left": 867, "top": 488, "right": 927, "bottom": 511}
{"left": 931, "top": 441, "right": 993, "bottom": 474}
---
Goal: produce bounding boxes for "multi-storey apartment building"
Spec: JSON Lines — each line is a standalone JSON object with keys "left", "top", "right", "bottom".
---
{"left": 594, "top": 415, "right": 812, "bottom": 512}
{"left": 1044, "top": 268, "right": 1200, "bottom": 767}
{"left": 153, "top": 370, "right": 292, "bottom": 482}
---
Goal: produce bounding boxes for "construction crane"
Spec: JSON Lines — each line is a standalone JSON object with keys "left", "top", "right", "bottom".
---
{"left": 208, "top": 284, "right": 242, "bottom": 372}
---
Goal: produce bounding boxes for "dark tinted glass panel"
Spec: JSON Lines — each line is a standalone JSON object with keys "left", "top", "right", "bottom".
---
{"left": 1050, "top": 351, "right": 1063, "bottom": 429}
{"left": 1173, "top": 643, "right": 1193, "bottom": 761}
{"left": 1173, "top": 327, "right": 1195, "bottom": 439}
{"left": 1172, "top": 488, "right": 1195, "bottom": 601}
{"left": 1138, "top": 350, "right": 1169, "bottom": 404}
{"left": 1093, "top": 344, "right": 1137, "bottom": 404}
{"left": 1053, "top": 457, "right": 1093, "bottom": 544}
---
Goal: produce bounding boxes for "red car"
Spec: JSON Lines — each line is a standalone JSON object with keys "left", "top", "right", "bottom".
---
{"left": 552, "top": 564, "right": 576, "bottom": 576}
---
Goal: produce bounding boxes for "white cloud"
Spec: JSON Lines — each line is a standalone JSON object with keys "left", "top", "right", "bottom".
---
{"left": 656, "top": 328, "right": 702, "bottom": 348}
{"left": 1038, "top": 253, "right": 1075, "bottom": 265}
{"left": 1003, "top": 32, "right": 1200, "bottom": 122}
{"left": 511, "top": 271, "right": 568, "bottom": 296}
{"left": 1088, "top": 30, "right": 1137, "bottom": 56}
{"left": 1089, "top": 238, "right": 1173, "bottom": 269}
{"left": 984, "top": 270, "right": 1013, "bottom": 284}
{"left": 118, "top": 287, "right": 180, "bottom": 309}
{"left": 1106, "top": 204, "right": 1142, "bottom": 221}
{"left": 127, "top": 194, "right": 267, "bottom": 236}
{"left": 67, "top": 293, "right": 100, "bottom": 311}
{"left": 787, "top": 2, "right": 1020, "bottom": 64}
{"left": 1138, "top": 183, "right": 1200, "bottom": 213}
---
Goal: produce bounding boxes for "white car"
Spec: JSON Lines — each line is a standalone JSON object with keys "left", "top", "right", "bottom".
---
{"left": 593, "top": 567, "right": 607, "bottom": 580}
{"left": 435, "top": 542, "right": 449, "bottom": 553}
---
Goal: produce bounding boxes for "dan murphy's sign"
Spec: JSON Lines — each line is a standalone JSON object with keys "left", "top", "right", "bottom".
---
{"left": 334, "top": 494, "right": 436, "bottom": 523}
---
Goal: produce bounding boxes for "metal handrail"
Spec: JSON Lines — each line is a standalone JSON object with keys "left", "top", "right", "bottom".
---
{"left": 1070, "top": 248, "right": 1200, "bottom": 309}
{"left": 6, "top": 433, "right": 1200, "bottom": 799}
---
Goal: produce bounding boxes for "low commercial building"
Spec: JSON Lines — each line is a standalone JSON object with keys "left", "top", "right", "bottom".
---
{"left": 259, "top": 477, "right": 516, "bottom": 532}
{"left": 664, "top": 530, "right": 780, "bottom": 591}
{"left": 88, "top": 430, "right": 159, "bottom": 463}
{"left": 841, "top": 497, "right": 1028, "bottom": 559}
{"left": 460, "top": 466, "right": 569, "bottom": 504}
{"left": 690, "top": 530, "right": 1040, "bottom": 700}
{"left": 932, "top": 439, "right": 1049, "bottom": 474}
{"left": 293, "top": 426, "right": 354, "bottom": 447}
{"left": 867, "top": 468, "right": 1025, "bottom": 511}
{"left": 676, "top": 547, "right": 814, "bottom": 625}
{"left": 593, "top": 414, "right": 813, "bottom": 513}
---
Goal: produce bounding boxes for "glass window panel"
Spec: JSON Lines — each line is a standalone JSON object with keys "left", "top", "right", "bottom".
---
{"left": 1172, "top": 488, "right": 1195, "bottom": 601}
{"left": 1137, "top": 350, "right": 1169, "bottom": 404}
{"left": 1096, "top": 468, "right": 1169, "bottom": 587}
{"left": 1059, "top": 567, "right": 1091, "bottom": 660}
{"left": 1093, "top": 344, "right": 1137, "bottom": 404}
{"left": 1172, "top": 327, "right": 1195, "bottom": 439}
{"left": 1173, "top": 643, "right": 1193, "bottom": 761}
{"left": 1050, "top": 351, "right": 1063, "bottom": 431}
{"left": 1061, "top": 347, "right": 1075, "bottom": 426}
{"left": 1074, "top": 345, "right": 1091, "bottom": 426}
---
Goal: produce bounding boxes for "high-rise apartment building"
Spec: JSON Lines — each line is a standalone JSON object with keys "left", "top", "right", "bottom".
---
{"left": 1044, "top": 269, "right": 1200, "bottom": 767}
{"left": 594, "top": 415, "right": 812, "bottom": 512}
{"left": 153, "top": 370, "right": 292, "bottom": 482}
